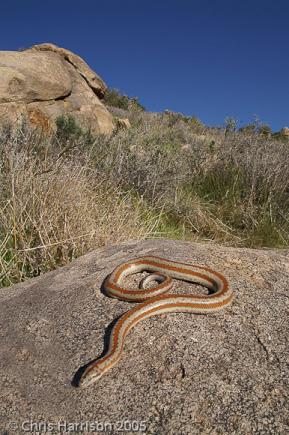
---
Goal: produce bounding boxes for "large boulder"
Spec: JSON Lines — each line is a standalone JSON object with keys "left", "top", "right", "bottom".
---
{"left": 0, "top": 239, "right": 288, "bottom": 433}
{"left": 0, "top": 43, "right": 114, "bottom": 134}
{"left": 280, "top": 127, "right": 289, "bottom": 137}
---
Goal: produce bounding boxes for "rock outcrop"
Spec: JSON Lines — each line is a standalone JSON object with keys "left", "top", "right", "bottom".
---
{"left": 116, "top": 117, "right": 131, "bottom": 129}
{"left": 280, "top": 127, "right": 289, "bottom": 137}
{"left": 0, "top": 43, "right": 114, "bottom": 134}
{"left": 1, "top": 239, "right": 288, "bottom": 433}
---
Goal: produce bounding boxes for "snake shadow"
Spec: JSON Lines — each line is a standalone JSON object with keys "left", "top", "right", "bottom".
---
{"left": 71, "top": 273, "right": 215, "bottom": 387}
{"left": 71, "top": 279, "right": 131, "bottom": 388}
{"left": 71, "top": 314, "right": 123, "bottom": 387}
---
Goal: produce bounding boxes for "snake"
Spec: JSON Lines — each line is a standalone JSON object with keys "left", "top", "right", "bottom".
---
{"left": 73, "top": 255, "right": 233, "bottom": 387}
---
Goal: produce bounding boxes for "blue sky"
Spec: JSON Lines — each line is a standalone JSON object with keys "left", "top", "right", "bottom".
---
{"left": 1, "top": 0, "right": 289, "bottom": 131}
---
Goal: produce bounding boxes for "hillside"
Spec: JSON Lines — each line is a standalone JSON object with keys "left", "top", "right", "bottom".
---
{"left": 1, "top": 89, "right": 289, "bottom": 288}
{"left": 1, "top": 45, "right": 289, "bottom": 289}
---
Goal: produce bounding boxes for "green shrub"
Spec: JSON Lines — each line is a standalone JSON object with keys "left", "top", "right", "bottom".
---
{"left": 239, "top": 121, "right": 273, "bottom": 138}
{"left": 55, "top": 115, "right": 83, "bottom": 141}
{"left": 239, "top": 124, "right": 257, "bottom": 134}
{"left": 258, "top": 124, "right": 272, "bottom": 137}
{"left": 272, "top": 129, "right": 289, "bottom": 142}
{"left": 103, "top": 88, "right": 145, "bottom": 111}
{"left": 192, "top": 164, "right": 248, "bottom": 203}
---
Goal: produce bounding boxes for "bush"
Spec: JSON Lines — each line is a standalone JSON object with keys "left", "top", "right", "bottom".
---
{"left": 224, "top": 117, "right": 238, "bottom": 133}
{"left": 103, "top": 88, "right": 145, "bottom": 111}
{"left": 272, "top": 129, "right": 289, "bottom": 142}
{"left": 258, "top": 124, "right": 272, "bottom": 137}
{"left": 55, "top": 115, "right": 83, "bottom": 141}
{"left": 239, "top": 123, "right": 272, "bottom": 137}
{"left": 239, "top": 124, "right": 257, "bottom": 134}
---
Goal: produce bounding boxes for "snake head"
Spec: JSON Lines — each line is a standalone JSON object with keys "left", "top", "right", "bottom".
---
{"left": 72, "top": 364, "right": 103, "bottom": 388}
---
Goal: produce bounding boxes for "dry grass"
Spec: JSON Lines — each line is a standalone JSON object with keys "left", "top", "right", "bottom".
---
{"left": 0, "top": 124, "right": 162, "bottom": 287}
{"left": 90, "top": 111, "right": 289, "bottom": 248}
{"left": 1, "top": 113, "right": 289, "bottom": 288}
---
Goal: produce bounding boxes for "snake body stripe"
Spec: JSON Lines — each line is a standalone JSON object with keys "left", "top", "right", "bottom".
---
{"left": 74, "top": 255, "right": 233, "bottom": 388}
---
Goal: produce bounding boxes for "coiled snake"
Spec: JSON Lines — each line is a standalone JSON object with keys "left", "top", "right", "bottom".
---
{"left": 73, "top": 255, "right": 233, "bottom": 387}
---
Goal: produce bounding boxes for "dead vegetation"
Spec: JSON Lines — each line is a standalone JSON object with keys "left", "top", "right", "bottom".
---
{"left": 1, "top": 111, "right": 288, "bottom": 287}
